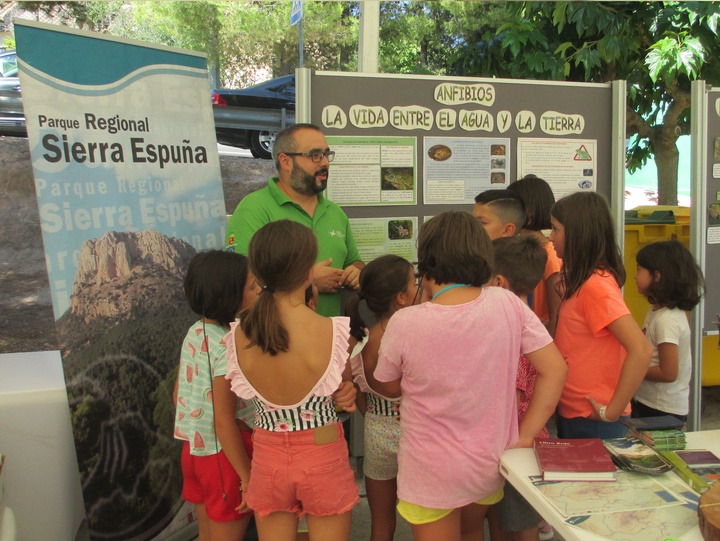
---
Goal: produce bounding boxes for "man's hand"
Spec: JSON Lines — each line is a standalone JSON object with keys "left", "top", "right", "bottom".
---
{"left": 340, "top": 264, "right": 362, "bottom": 290}
{"left": 333, "top": 381, "right": 357, "bottom": 412}
{"left": 313, "top": 258, "right": 344, "bottom": 293}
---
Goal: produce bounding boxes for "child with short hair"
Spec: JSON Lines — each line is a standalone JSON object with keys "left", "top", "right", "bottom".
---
{"left": 345, "top": 254, "right": 419, "bottom": 541}
{"left": 550, "top": 191, "right": 652, "bottom": 438}
{"left": 632, "top": 240, "right": 705, "bottom": 422}
{"left": 174, "top": 250, "right": 259, "bottom": 541}
{"left": 473, "top": 189, "right": 527, "bottom": 239}
{"left": 373, "top": 211, "right": 567, "bottom": 541}
{"left": 507, "top": 176, "right": 562, "bottom": 336}
{"left": 225, "top": 220, "right": 359, "bottom": 541}
{"left": 489, "top": 235, "right": 551, "bottom": 541}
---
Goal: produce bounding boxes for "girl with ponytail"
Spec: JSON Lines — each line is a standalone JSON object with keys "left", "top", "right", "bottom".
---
{"left": 225, "top": 220, "right": 359, "bottom": 541}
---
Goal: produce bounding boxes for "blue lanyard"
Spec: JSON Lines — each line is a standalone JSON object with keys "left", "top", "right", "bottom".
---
{"left": 431, "top": 283, "right": 470, "bottom": 301}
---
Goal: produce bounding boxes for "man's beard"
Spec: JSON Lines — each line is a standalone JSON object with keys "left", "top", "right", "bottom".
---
{"left": 290, "top": 166, "right": 328, "bottom": 196}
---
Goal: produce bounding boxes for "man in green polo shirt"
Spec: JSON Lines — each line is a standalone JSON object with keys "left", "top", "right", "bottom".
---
{"left": 226, "top": 123, "right": 364, "bottom": 316}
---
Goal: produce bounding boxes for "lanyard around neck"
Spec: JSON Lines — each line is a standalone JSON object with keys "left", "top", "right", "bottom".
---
{"left": 431, "top": 283, "right": 470, "bottom": 301}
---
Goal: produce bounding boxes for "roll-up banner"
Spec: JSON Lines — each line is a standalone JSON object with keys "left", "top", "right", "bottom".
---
{"left": 15, "top": 19, "right": 225, "bottom": 540}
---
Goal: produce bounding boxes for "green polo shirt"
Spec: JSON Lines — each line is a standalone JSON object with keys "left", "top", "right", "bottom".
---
{"left": 226, "top": 177, "right": 361, "bottom": 316}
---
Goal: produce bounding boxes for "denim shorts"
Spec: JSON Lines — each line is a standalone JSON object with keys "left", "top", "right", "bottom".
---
{"left": 246, "top": 423, "right": 360, "bottom": 518}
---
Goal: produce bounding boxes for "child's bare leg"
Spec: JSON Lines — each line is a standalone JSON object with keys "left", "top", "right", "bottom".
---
{"left": 510, "top": 528, "right": 540, "bottom": 541}
{"left": 410, "top": 508, "right": 461, "bottom": 541}
{"left": 485, "top": 505, "right": 510, "bottom": 541}
{"left": 256, "top": 511, "right": 299, "bottom": 541}
{"left": 195, "top": 503, "right": 210, "bottom": 541}
{"left": 461, "top": 503, "right": 489, "bottom": 541}
{"left": 208, "top": 514, "right": 252, "bottom": 541}
{"left": 305, "top": 510, "right": 352, "bottom": 541}
{"left": 366, "top": 476, "right": 398, "bottom": 541}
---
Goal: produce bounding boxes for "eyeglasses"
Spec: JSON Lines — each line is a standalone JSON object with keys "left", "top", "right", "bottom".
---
{"left": 283, "top": 149, "right": 336, "bottom": 163}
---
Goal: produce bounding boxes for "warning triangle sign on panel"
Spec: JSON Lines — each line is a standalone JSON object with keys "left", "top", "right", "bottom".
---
{"left": 574, "top": 145, "right": 592, "bottom": 161}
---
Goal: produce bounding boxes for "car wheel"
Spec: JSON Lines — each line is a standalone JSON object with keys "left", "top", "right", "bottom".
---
{"left": 249, "top": 148, "right": 261, "bottom": 159}
{"left": 251, "top": 130, "right": 276, "bottom": 160}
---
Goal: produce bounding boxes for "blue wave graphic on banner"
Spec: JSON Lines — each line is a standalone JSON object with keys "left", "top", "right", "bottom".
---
{"left": 21, "top": 63, "right": 207, "bottom": 96}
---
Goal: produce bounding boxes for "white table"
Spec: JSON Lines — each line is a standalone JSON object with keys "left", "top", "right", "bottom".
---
{"left": 0, "top": 351, "right": 86, "bottom": 541}
{"left": 500, "top": 430, "right": 720, "bottom": 541}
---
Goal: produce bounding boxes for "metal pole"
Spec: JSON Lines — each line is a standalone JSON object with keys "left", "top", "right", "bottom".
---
{"left": 688, "top": 80, "right": 707, "bottom": 432}
{"left": 299, "top": 16, "right": 304, "bottom": 69}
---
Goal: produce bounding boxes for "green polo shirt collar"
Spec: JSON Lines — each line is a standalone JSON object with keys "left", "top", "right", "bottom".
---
{"left": 268, "top": 178, "right": 329, "bottom": 222}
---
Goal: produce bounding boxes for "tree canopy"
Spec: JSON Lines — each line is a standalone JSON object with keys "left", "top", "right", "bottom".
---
{"left": 13, "top": 1, "right": 720, "bottom": 203}
{"left": 452, "top": 1, "right": 720, "bottom": 205}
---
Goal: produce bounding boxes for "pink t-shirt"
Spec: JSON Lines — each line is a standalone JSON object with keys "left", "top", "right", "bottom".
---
{"left": 375, "top": 287, "right": 551, "bottom": 509}
{"left": 554, "top": 271, "right": 631, "bottom": 419}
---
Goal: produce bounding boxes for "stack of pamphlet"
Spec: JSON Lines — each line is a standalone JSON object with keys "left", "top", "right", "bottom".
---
{"left": 621, "top": 416, "right": 686, "bottom": 450}
{"left": 602, "top": 437, "right": 675, "bottom": 475}
{"left": 628, "top": 428, "right": 686, "bottom": 450}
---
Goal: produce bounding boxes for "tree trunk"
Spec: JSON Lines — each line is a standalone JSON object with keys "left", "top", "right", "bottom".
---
{"left": 652, "top": 132, "right": 680, "bottom": 206}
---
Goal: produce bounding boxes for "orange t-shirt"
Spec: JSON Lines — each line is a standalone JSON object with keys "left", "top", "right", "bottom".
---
{"left": 532, "top": 242, "right": 562, "bottom": 322}
{"left": 555, "top": 270, "right": 631, "bottom": 419}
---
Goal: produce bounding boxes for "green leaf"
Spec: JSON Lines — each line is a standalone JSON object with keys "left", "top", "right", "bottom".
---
{"left": 645, "top": 48, "right": 664, "bottom": 83}
{"left": 552, "top": 2, "right": 568, "bottom": 33}
{"left": 554, "top": 42, "right": 574, "bottom": 57}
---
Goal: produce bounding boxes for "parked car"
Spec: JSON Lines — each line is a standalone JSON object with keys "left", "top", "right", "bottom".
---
{"left": 0, "top": 50, "right": 26, "bottom": 136}
{"left": 212, "top": 74, "right": 295, "bottom": 159}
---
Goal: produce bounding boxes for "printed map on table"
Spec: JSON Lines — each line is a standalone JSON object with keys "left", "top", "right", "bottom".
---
{"left": 531, "top": 471, "right": 698, "bottom": 541}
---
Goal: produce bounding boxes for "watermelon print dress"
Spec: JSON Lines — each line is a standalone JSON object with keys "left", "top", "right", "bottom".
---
{"left": 174, "top": 321, "right": 229, "bottom": 455}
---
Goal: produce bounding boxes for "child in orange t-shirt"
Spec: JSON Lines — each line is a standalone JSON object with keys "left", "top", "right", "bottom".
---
{"left": 507, "top": 175, "right": 562, "bottom": 336}
{"left": 550, "top": 191, "right": 651, "bottom": 439}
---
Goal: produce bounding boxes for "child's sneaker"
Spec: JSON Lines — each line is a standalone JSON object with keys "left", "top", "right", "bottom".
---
{"left": 538, "top": 519, "right": 554, "bottom": 541}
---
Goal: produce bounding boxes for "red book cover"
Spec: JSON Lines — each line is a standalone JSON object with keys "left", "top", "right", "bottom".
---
{"left": 533, "top": 438, "right": 617, "bottom": 482}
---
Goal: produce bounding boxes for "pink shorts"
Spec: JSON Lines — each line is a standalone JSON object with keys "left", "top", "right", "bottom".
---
{"left": 247, "top": 423, "right": 360, "bottom": 518}
{"left": 181, "top": 431, "right": 254, "bottom": 522}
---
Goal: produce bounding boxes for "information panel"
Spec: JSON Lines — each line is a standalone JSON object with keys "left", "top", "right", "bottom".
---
{"left": 309, "top": 71, "right": 616, "bottom": 228}
{"left": 704, "top": 88, "right": 720, "bottom": 332}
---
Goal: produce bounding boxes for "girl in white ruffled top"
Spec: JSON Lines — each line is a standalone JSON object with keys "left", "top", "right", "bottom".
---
{"left": 224, "top": 220, "right": 359, "bottom": 541}
{"left": 345, "top": 255, "right": 419, "bottom": 541}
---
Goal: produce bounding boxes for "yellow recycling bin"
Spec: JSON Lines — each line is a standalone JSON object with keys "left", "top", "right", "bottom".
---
{"left": 623, "top": 206, "right": 720, "bottom": 386}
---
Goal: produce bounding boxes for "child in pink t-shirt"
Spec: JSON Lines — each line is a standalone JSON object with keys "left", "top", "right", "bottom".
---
{"left": 550, "top": 191, "right": 651, "bottom": 439}
{"left": 373, "top": 211, "right": 567, "bottom": 541}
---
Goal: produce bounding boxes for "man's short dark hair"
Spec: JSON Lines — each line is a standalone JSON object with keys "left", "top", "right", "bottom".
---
{"left": 272, "top": 123, "right": 323, "bottom": 169}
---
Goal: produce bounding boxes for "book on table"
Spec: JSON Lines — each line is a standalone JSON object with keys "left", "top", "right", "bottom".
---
{"left": 661, "top": 449, "right": 720, "bottom": 492}
{"left": 621, "top": 415, "right": 685, "bottom": 432}
{"left": 674, "top": 450, "right": 720, "bottom": 469}
{"left": 533, "top": 438, "right": 617, "bottom": 482}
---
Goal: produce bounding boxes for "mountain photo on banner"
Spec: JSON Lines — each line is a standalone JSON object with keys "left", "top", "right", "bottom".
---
{"left": 15, "top": 20, "right": 226, "bottom": 541}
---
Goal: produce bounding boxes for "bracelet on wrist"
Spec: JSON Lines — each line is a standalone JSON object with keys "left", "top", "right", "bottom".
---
{"left": 599, "top": 405, "right": 614, "bottom": 423}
